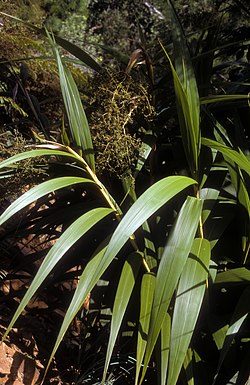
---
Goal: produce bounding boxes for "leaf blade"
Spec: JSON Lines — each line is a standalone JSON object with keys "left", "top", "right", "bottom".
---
{"left": 141, "top": 196, "right": 203, "bottom": 383}
{"left": 202, "top": 137, "right": 250, "bottom": 176}
{"left": 47, "top": 32, "right": 95, "bottom": 170}
{"left": 135, "top": 272, "right": 156, "bottom": 385}
{"left": 103, "top": 252, "right": 142, "bottom": 382}
{"left": 49, "top": 176, "right": 197, "bottom": 374}
{"left": 1, "top": 207, "right": 113, "bottom": 343}
{"left": 0, "top": 176, "right": 93, "bottom": 226}
{"left": 167, "top": 238, "right": 211, "bottom": 385}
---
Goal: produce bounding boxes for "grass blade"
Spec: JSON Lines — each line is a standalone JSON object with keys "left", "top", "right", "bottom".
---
{"left": 49, "top": 176, "right": 196, "bottom": 376}
{"left": 0, "top": 176, "right": 93, "bottom": 226}
{"left": 103, "top": 252, "right": 142, "bottom": 382}
{"left": 201, "top": 137, "right": 250, "bottom": 176}
{"left": 200, "top": 94, "right": 250, "bottom": 104}
{"left": 47, "top": 32, "right": 95, "bottom": 170}
{"left": 0, "top": 148, "right": 76, "bottom": 170}
{"left": 1, "top": 207, "right": 114, "bottom": 343}
{"left": 141, "top": 196, "right": 203, "bottom": 383}
{"left": 135, "top": 272, "right": 155, "bottom": 385}
{"left": 162, "top": 0, "right": 200, "bottom": 178}
{"left": 213, "top": 286, "right": 250, "bottom": 384}
{"left": 183, "top": 348, "right": 195, "bottom": 385}
{"left": 167, "top": 238, "right": 211, "bottom": 385}
{"left": 160, "top": 313, "right": 171, "bottom": 385}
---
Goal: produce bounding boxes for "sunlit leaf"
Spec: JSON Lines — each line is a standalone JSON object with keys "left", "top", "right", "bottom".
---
{"left": 200, "top": 188, "right": 220, "bottom": 224}
{"left": 0, "top": 176, "right": 93, "bottom": 226}
{"left": 0, "top": 148, "right": 75, "bottom": 170}
{"left": 161, "top": 0, "right": 200, "bottom": 178}
{"left": 141, "top": 196, "right": 203, "bottom": 383}
{"left": 103, "top": 252, "right": 142, "bottom": 381}
{"left": 1, "top": 207, "right": 114, "bottom": 343}
{"left": 213, "top": 324, "right": 229, "bottom": 351}
{"left": 183, "top": 348, "right": 195, "bottom": 385}
{"left": 49, "top": 176, "right": 197, "bottom": 376}
{"left": 135, "top": 272, "right": 155, "bottom": 385}
{"left": 215, "top": 268, "right": 250, "bottom": 284}
{"left": 47, "top": 32, "right": 95, "bottom": 170}
{"left": 134, "top": 134, "right": 155, "bottom": 177}
{"left": 202, "top": 138, "right": 250, "bottom": 176}
{"left": 160, "top": 313, "right": 171, "bottom": 385}
{"left": 167, "top": 238, "right": 211, "bottom": 385}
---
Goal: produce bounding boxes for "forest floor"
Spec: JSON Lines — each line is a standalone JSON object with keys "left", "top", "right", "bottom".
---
{"left": 0, "top": 274, "right": 79, "bottom": 385}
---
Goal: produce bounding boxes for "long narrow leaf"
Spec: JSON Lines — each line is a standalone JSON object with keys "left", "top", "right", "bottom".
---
{"left": 183, "top": 348, "right": 195, "bottom": 385}
{"left": 202, "top": 137, "right": 250, "bottom": 176}
{"left": 49, "top": 176, "right": 197, "bottom": 374}
{"left": 213, "top": 286, "right": 250, "bottom": 384}
{"left": 162, "top": 1, "right": 200, "bottom": 177}
{"left": 0, "top": 148, "right": 76, "bottom": 170}
{"left": 1, "top": 207, "right": 113, "bottom": 343}
{"left": 160, "top": 313, "right": 171, "bottom": 385}
{"left": 200, "top": 94, "right": 250, "bottom": 104}
{"left": 167, "top": 238, "right": 211, "bottom": 385}
{"left": 141, "top": 196, "right": 203, "bottom": 383}
{"left": 0, "top": 176, "right": 93, "bottom": 226}
{"left": 47, "top": 32, "right": 95, "bottom": 170}
{"left": 215, "top": 268, "right": 250, "bottom": 284}
{"left": 200, "top": 188, "right": 220, "bottom": 224}
{"left": 135, "top": 272, "right": 155, "bottom": 385}
{"left": 168, "top": 0, "right": 200, "bottom": 146}
{"left": 103, "top": 252, "right": 142, "bottom": 382}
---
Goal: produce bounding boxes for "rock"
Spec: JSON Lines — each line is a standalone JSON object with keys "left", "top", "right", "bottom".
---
{"left": 0, "top": 341, "right": 41, "bottom": 385}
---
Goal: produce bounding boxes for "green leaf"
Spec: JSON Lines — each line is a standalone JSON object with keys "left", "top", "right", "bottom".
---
{"left": 121, "top": 177, "right": 157, "bottom": 269}
{"left": 142, "top": 221, "right": 157, "bottom": 270}
{"left": 135, "top": 272, "right": 155, "bottom": 385}
{"left": 0, "top": 148, "right": 76, "bottom": 170}
{"left": 141, "top": 196, "right": 203, "bottom": 383}
{"left": 160, "top": 313, "right": 171, "bottom": 385}
{"left": 200, "top": 94, "right": 250, "bottom": 104}
{"left": 134, "top": 134, "right": 155, "bottom": 178}
{"left": 225, "top": 163, "right": 250, "bottom": 260}
{"left": 0, "top": 176, "right": 93, "bottom": 226}
{"left": 49, "top": 176, "right": 197, "bottom": 375}
{"left": 213, "top": 324, "right": 229, "bottom": 351}
{"left": 183, "top": 348, "right": 195, "bottom": 385}
{"left": 202, "top": 138, "right": 250, "bottom": 176}
{"left": 215, "top": 268, "right": 250, "bottom": 284}
{"left": 200, "top": 188, "right": 220, "bottom": 224}
{"left": 163, "top": 0, "right": 200, "bottom": 178}
{"left": 101, "top": 176, "right": 196, "bottom": 272}
{"left": 1, "top": 207, "right": 113, "bottom": 343}
{"left": 167, "top": 238, "right": 211, "bottom": 385}
{"left": 214, "top": 286, "right": 250, "bottom": 383}
{"left": 47, "top": 32, "right": 95, "bottom": 170}
{"left": 103, "top": 252, "right": 142, "bottom": 382}
{"left": 211, "top": 121, "right": 250, "bottom": 259}
{"left": 45, "top": 241, "right": 109, "bottom": 377}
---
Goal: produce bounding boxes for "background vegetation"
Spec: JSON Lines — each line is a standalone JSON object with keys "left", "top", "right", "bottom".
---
{"left": 0, "top": 1, "right": 250, "bottom": 384}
